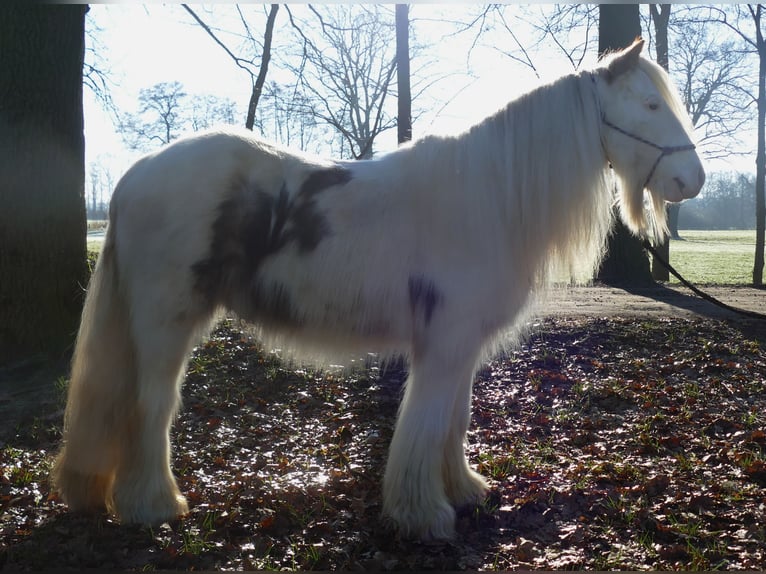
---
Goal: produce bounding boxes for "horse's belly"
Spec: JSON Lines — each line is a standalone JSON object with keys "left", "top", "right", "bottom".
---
{"left": 233, "top": 249, "right": 411, "bottom": 346}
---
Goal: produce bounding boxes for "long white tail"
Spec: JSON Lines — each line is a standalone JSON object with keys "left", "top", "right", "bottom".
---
{"left": 52, "top": 218, "right": 135, "bottom": 513}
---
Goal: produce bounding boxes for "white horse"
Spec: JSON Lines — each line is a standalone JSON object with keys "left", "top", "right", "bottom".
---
{"left": 53, "top": 39, "right": 704, "bottom": 540}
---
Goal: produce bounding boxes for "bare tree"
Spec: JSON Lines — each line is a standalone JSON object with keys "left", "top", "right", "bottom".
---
{"left": 121, "top": 81, "right": 187, "bottom": 149}
{"left": 120, "top": 81, "right": 237, "bottom": 151}
{"left": 648, "top": 5, "right": 674, "bottom": 280}
{"left": 285, "top": 5, "right": 398, "bottom": 159}
{"left": 182, "top": 4, "right": 279, "bottom": 131}
{"left": 457, "top": 4, "right": 598, "bottom": 77}
{"left": 396, "top": 4, "right": 412, "bottom": 145}
{"left": 669, "top": 10, "right": 754, "bottom": 160}
{"left": 87, "top": 159, "right": 114, "bottom": 219}
{"left": 84, "top": 10, "right": 117, "bottom": 120}
{"left": 189, "top": 94, "right": 237, "bottom": 132}
{"left": 676, "top": 5, "right": 764, "bottom": 285}
{"left": 253, "top": 81, "right": 321, "bottom": 152}
{"left": 743, "top": 4, "right": 766, "bottom": 286}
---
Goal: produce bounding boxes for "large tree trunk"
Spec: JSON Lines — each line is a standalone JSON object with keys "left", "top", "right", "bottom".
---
{"left": 0, "top": 5, "right": 88, "bottom": 363}
{"left": 396, "top": 4, "right": 412, "bottom": 145}
{"left": 595, "top": 4, "right": 654, "bottom": 286}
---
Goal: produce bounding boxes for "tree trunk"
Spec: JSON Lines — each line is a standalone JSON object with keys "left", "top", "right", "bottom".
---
{"left": 650, "top": 4, "right": 672, "bottom": 281}
{"left": 754, "top": 15, "right": 766, "bottom": 286}
{"left": 0, "top": 5, "right": 88, "bottom": 363}
{"left": 667, "top": 204, "right": 681, "bottom": 239}
{"left": 246, "top": 4, "right": 279, "bottom": 131}
{"left": 595, "top": 4, "right": 654, "bottom": 286}
{"left": 396, "top": 4, "right": 412, "bottom": 145}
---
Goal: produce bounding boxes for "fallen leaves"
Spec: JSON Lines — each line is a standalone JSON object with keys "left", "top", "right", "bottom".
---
{"left": 1, "top": 315, "right": 766, "bottom": 569}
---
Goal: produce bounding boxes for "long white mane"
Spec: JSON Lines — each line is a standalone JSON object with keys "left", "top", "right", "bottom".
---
{"left": 390, "top": 69, "right": 614, "bottom": 287}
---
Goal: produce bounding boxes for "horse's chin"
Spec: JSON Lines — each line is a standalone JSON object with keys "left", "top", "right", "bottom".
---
{"left": 661, "top": 188, "right": 689, "bottom": 204}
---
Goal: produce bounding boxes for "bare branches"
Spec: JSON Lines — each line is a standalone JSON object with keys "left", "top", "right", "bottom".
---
{"left": 283, "top": 5, "right": 397, "bottom": 159}
{"left": 182, "top": 5, "right": 257, "bottom": 77}
{"left": 665, "top": 6, "right": 758, "bottom": 161}
{"left": 120, "top": 81, "right": 236, "bottom": 151}
{"left": 182, "top": 4, "right": 279, "bottom": 130}
{"left": 447, "top": 4, "right": 597, "bottom": 78}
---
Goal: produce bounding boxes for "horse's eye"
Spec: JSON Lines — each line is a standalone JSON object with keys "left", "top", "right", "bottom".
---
{"left": 647, "top": 100, "right": 660, "bottom": 111}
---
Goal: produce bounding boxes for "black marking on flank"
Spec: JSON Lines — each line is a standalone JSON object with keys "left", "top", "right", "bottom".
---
{"left": 192, "top": 165, "right": 353, "bottom": 325}
{"left": 300, "top": 166, "right": 353, "bottom": 198}
{"left": 408, "top": 276, "right": 443, "bottom": 326}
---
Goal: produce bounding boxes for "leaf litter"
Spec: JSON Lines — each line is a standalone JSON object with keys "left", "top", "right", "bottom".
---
{"left": 1, "top": 315, "right": 765, "bottom": 570}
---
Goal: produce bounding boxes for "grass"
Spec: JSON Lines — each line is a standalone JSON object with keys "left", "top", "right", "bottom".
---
{"left": 669, "top": 229, "right": 756, "bottom": 285}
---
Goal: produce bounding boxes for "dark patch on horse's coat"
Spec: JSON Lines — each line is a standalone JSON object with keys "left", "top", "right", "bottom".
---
{"left": 192, "top": 165, "right": 352, "bottom": 327}
{"left": 300, "top": 166, "right": 353, "bottom": 198}
{"left": 408, "top": 276, "right": 443, "bottom": 326}
{"left": 291, "top": 166, "right": 351, "bottom": 252}
{"left": 250, "top": 280, "right": 295, "bottom": 325}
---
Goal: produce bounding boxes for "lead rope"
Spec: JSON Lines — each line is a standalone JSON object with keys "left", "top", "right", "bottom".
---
{"left": 643, "top": 240, "right": 766, "bottom": 321}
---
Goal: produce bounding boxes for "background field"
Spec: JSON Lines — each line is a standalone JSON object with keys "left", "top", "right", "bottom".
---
{"left": 670, "top": 229, "right": 756, "bottom": 285}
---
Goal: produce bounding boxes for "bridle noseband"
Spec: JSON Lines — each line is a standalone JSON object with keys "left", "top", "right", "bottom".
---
{"left": 592, "top": 74, "right": 696, "bottom": 190}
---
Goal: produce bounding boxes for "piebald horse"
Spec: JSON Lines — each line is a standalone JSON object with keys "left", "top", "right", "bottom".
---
{"left": 54, "top": 39, "right": 704, "bottom": 539}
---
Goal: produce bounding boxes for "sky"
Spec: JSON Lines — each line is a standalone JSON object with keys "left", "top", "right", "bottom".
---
{"left": 83, "top": 4, "right": 757, "bottom": 205}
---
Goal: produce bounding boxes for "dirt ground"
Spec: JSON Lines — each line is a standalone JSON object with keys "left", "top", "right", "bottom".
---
{"left": 538, "top": 283, "right": 766, "bottom": 321}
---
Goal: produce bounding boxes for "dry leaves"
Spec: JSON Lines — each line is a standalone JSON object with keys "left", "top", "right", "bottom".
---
{"left": 2, "top": 316, "right": 765, "bottom": 569}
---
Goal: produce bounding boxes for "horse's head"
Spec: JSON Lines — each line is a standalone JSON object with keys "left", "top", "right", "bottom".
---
{"left": 594, "top": 38, "right": 705, "bottom": 235}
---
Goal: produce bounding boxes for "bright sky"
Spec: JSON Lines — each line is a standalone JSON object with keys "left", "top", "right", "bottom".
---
{"left": 84, "top": 4, "right": 756, "bottom": 203}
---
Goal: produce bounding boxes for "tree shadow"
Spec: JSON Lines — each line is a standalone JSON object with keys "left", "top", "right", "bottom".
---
{"left": 619, "top": 282, "right": 766, "bottom": 342}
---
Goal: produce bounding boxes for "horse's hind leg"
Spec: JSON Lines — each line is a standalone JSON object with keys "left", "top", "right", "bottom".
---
{"left": 110, "top": 295, "right": 212, "bottom": 524}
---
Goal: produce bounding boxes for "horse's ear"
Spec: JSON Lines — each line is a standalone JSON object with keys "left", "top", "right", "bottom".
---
{"left": 603, "top": 37, "right": 645, "bottom": 83}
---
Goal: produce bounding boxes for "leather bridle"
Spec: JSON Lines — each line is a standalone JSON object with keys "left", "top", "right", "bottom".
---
{"left": 592, "top": 74, "right": 696, "bottom": 190}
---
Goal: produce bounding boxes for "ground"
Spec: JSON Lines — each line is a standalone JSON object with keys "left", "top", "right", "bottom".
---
{"left": 1, "top": 283, "right": 765, "bottom": 570}
{"left": 543, "top": 283, "right": 766, "bottom": 319}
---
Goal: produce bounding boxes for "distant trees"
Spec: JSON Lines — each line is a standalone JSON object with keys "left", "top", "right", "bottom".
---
{"left": 686, "top": 5, "right": 765, "bottom": 285}
{"left": 120, "top": 81, "right": 237, "bottom": 151}
{"left": 680, "top": 172, "right": 757, "bottom": 229}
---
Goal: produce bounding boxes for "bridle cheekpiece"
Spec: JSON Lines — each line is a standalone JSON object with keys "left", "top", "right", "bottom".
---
{"left": 591, "top": 73, "right": 696, "bottom": 191}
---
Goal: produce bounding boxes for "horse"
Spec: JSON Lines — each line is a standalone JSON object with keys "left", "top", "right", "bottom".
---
{"left": 53, "top": 39, "right": 704, "bottom": 540}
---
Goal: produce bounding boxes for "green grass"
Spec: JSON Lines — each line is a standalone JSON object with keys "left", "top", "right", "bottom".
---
{"left": 669, "top": 229, "right": 756, "bottom": 285}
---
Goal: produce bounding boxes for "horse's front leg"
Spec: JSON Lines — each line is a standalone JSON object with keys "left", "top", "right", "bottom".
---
{"left": 443, "top": 375, "right": 489, "bottom": 507}
{"left": 382, "top": 338, "right": 482, "bottom": 540}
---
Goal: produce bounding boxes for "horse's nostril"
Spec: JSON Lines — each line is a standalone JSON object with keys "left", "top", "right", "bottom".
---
{"left": 674, "top": 177, "right": 686, "bottom": 192}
